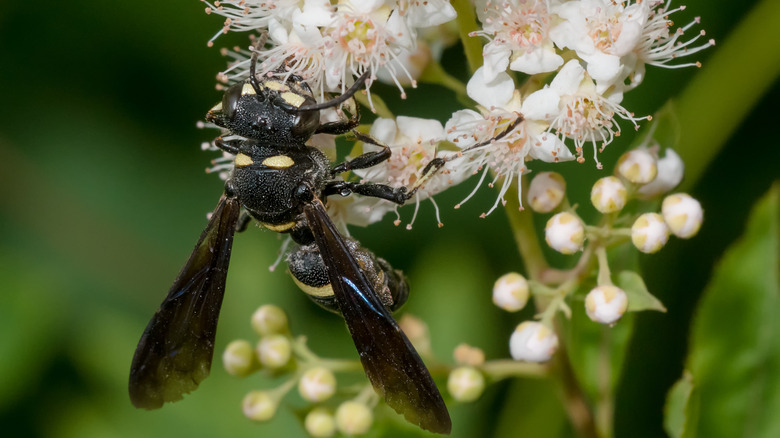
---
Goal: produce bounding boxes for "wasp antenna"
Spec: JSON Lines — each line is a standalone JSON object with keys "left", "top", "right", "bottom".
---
{"left": 295, "top": 70, "right": 371, "bottom": 112}
{"left": 248, "top": 36, "right": 266, "bottom": 94}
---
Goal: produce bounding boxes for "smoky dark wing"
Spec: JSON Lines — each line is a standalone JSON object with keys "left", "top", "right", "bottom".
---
{"left": 129, "top": 194, "right": 241, "bottom": 409}
{"left": 304, "top": 198, "right": 451, "bottom": 434}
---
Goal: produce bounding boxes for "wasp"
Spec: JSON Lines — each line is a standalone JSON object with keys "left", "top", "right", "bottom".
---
{"left": 128, "top": 48, "right": 452, "bottom": 433}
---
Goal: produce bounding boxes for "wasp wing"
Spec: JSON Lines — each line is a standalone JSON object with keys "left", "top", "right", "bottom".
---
{"left": 304, "top": 198, "right": 451, "bottom": 434}
{"left": 129, "top": 194, "right": 241, "bottom": 409}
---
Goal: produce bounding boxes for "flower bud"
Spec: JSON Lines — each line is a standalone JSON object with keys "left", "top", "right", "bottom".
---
{"left": 398, "top": 314, "right": 431, "bottom": 355}
{"left": 492, "top": 272, "right": 529, "bottom": 312}
{"left": 447, "top": 366, "right": 485, "bottom": 402}
{"left": 590, "top": 176, "right": 628, "bottom": 213}
{"left": 242, "top": 390, "right": 277, "bottom": 421}
{"left": 617, "top": 149, "right": 658, "bottom": 184}
{"left": 662, "top": 193, "right": 703, "bottom": 238}
{"left": 631, "top": 213, "right": 670, "bottom": 254}
{"left": 223, "top": 339, "right": 257, "bottom": 377}
{"left": 637, "top": 148, "right": 684, "bottom": 198}
{"left": 256, "top": 334, "right": 292, "bottom": 369}
{"left": 298, "top": 367, "right": 337, "bottom": 403}
{"left": 335, "top": 401, "right": 373, "bottom": 436}
{"left": 527, "top": 172, "right": 566, "bottom": 213}
{"left": 305, "top": 408, "right": 336, "bottom": 438}
{"left": 545, "top": 212, "right": 585, "bottom": 254}
{"left": 509, "top": 321, "right": 558, "bottom": 362}
{"left": 585, "top": 285, "right": 628, "bottom": 324}
{"left": 251, "top": 304, "right": 289, "bottom": 336}
{"left": 453, "top": 343, "right": 486, "bottom": 366}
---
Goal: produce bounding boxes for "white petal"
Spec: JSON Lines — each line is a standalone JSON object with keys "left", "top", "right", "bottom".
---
{"left": 368, "top": 118, "right": 399, "bottom": 147}
{"left": 298, "top": 0, "right": 335, "bottom": 27}
{"left": 467, "top": 67, "right": 514, "bottom": 109}
{"left": 582, "top": 52, "right": 622, "bottom": 85}
{"left": 267, "top": 18, "right": 289, "bottom": 44}
{"left": 406, "top": 0, "right": 457, "bottom": 27}
{"left": 549, "top": 60, "right": 586, "bottom": 95}
{"left": 509, "top": 47, "right": 564, "bottom": 75}
{"left": 521, "top": 87, "right": 561, "bottom": 121}
{"left": 481, "top": 43, "right": 511, "bottom": 83}
{"left": 396, "top": 116, "right": 444, "bottom": 143}
{"left": 528, "top": 134, "right": 574, "bottom": 163}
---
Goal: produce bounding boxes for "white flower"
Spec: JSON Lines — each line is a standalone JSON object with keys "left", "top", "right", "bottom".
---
{"left": 203, "top": 0, "right": 307, "bottom": 46}
{"left": 550, "top": 0, "right": 649, "bottom": 90}
{"left": 493, "top": 272, "right": 530, "bottom": 312}
{"left": 403, "top": 0, "right": 458, "bottom": 28}
{"left": 472, "top": 0, "right": 563, "bottom": 81}
{"left": 335, "top": 401, "right": 373, "bottom": 436}
{"left": 305, "top": 408, "right": 337, "bottom": 438}
{"left": 545, "top": 212, "right": 585, "bottom": 254}
{"left": 590, "top": 176, "right": 628, "bottom": 214}
{"left": 637, "top": 147, "right": 684, "bottom": 199}
{"left": 298, "top": 367, "right": 337, "bottom": 402}
{"left": 617, "top": 148, "right": 658, "bottom": 184}
{"left": 445, "top": 67, "right": 572, "bottom": 216}
{"left": 351, "top": 116, "right": 465, "bottom": 228}
{"left": 633, "top": 2, "right": 715, "bottom": 84}
{"left": 585, "top": 285, "right": 628, "bottom": 324}
{"left": 323, "top": 1, "right": 417, "bottom": 97}
{"left": 509, "top": 321, "right": 558, "bottom": 362}
{"left": 549, "top": 0, "right": 714, "bottom": 92}
{"left": 447, "top": 367, "right": 485, "bottom": 402}
{"left": 527, "top": 171, "right": 566, "bottom": 213}
{"left": 631, "top": 212, "right": 670, "bottom": 253}
{"left": 662, "top": 193, "right": 703, "bottom": 238}
{"left": 523, "top": 60, "right": 648, "bottom": 168}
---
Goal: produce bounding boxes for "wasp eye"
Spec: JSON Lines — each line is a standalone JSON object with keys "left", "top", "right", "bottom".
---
{"left": 291, "top": 109, "right": 320, "bottom": 139}
{"left": 222, "top": 83, "right": 245, "bottom": 120}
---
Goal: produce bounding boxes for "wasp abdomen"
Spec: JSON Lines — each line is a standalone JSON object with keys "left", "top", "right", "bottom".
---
{"left": 287, "top": 239, "right": 409, "bottom": 313}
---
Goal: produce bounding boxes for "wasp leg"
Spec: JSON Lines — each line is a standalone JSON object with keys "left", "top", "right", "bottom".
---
{"left": 316, "top": 97, "right": 360, "bottom": 135}
{"left": 322, "top": 180, "right": 408, "bottom": 204}
{"left": 331, "top": 131, "right": 391, "bottom": 175}
{"left": 213, "top": 137, "right": 242, "bottom": 154}
{"left": 235, "top": 210, "right": 253, "bottom": 232}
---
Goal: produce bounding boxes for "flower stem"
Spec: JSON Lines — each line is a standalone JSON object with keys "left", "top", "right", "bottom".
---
{"left": 451, "top": 0, "right": 483, "bottom": 74}
{"left": 504, "top": 182, "right": 550, "bottom": 281}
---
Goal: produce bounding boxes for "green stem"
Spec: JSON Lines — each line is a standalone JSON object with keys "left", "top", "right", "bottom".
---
{"left": 480, "top": 359, "right": 549, "bottom": 381}
{"left": 595, "top": 326, "right": 614, "bottom": 438}
{"left": 504, "top": 182, "right": 550, "bottom": 282}
{"left": 673, "top": 0, "right": 780, "bottom": 190}
{"left": 451, "top": 0, "right": 483, "bottom": 74}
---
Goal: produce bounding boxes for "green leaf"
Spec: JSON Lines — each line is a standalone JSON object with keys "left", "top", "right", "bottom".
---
{"left": 616, "top": 271, "right": 666, "bottom": 313}
{"left": 677, "top": 183, "right": 780, "bottom": 437}
{"left": 664, "top": 371, "right": 699, "bottom": 438}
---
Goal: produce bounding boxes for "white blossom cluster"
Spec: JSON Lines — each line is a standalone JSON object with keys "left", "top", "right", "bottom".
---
{"left": 203, "top": 0, "right": 456, "bottom": 97}
{"left": 201, "top": 0, "right": 712, "bottom": 226}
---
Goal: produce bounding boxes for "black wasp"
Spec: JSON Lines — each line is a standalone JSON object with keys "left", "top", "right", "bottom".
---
{"left": 128, "top": 50, "right": 451, "bottom": 434}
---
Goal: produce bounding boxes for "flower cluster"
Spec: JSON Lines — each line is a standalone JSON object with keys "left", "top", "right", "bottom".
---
{"left": 442, "top": 0, "right": 712, "bottom": 215}
{"left": 204, "top": 0, "right": 456, "bottom": 98}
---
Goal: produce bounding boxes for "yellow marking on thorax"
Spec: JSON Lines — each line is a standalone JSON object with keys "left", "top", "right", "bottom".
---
{"left": 262, "top": 155, "right": 295, "bottom": 169}
{"left": 234, "top": 153, "right": 254, "bottom": 167}
{"left": 209, "top": 102, "right": 223, "bottom": 112}
{"left": 280, "top": 92, "right": 306, "bottom": 108}
{"left": 291, "top": 276, "right": 334, "bottom": 298}
{"left": 263, "top": 80, "right": 289, "bottom": 92}
{"left": 241, "top": 83, "right": 256, "bottom": 95}
{"left": 259, "top": 221, "right": 296, "bottom": 232}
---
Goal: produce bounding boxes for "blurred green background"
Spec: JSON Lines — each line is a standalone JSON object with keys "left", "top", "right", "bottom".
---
{"left": 0, "top": 1, "right": 777, "bottom": 437}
